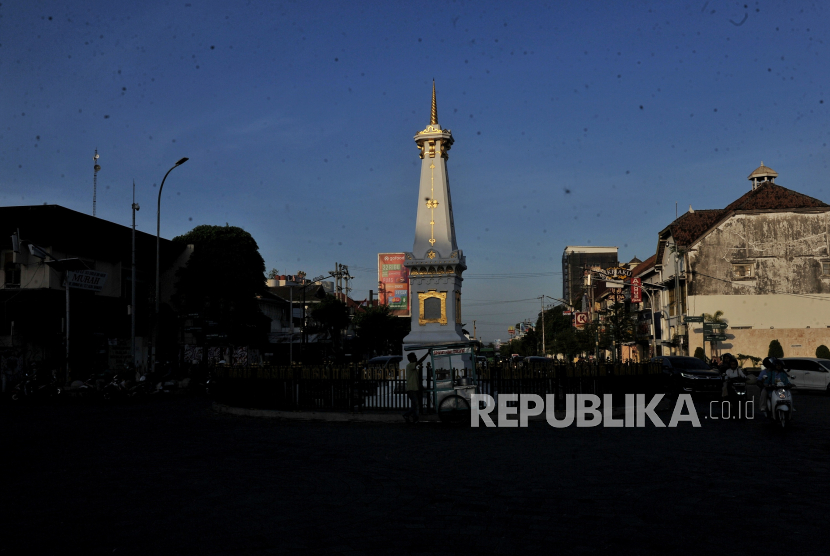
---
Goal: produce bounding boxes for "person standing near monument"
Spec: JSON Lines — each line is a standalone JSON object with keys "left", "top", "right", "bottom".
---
{"left": 403, "top": 352, "right": 428, "bottom": 423}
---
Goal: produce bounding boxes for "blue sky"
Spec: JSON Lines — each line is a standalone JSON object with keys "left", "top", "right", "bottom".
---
{"left": 3, "top": 1, "right": 829, "bottom": 342}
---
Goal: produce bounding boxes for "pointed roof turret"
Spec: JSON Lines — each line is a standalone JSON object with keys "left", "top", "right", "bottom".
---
{"left": 430, "top": 80, "right": 438, "bottom": 125}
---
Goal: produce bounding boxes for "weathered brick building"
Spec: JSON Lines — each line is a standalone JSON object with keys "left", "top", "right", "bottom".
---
{"left": 654, "top": 164, "right": 830, "bottom": 360}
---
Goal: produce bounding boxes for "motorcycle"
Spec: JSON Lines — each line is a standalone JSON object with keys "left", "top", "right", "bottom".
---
{"left": 126, "top": 374, "right": 155, "bottom": 399}
{"left": 762, "top": 380, "right": 793, "bottom": 428}
{"left": 11, "top": 372, "right": 62, "bottom": 402}
{"left": 102, "top": 373, "right": 127, "bottom": 401}
{"left": 726, "top": 376, "right": 747, "bottom": 401}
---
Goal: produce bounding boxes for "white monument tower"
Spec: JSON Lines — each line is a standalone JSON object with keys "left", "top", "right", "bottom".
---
{"left": 402, "top": 82, "right": 469, "bottom": 357}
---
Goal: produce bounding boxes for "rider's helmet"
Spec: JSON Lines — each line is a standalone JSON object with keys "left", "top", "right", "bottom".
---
{"left": 762, "top": 357, "right": 774, "bottom": 369}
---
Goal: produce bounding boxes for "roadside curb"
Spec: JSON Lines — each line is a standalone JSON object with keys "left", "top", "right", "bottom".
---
{"left": 213, "top": 396, "right": 675, "bottom": 424}
{"left": 212, "top": 403, "right": 440, "bottom": 423}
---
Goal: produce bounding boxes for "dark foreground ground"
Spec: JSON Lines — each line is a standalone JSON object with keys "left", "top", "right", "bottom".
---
{"left": 1, "top": 391, "right": 829, "bottom": 556}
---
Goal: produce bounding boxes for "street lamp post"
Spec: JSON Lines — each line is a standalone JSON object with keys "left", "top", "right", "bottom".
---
{"left": 131, "top": 181, "right": 140, "bottom": 375}
{"left": 153, "top": 157, "right": 188, "bottom": 373}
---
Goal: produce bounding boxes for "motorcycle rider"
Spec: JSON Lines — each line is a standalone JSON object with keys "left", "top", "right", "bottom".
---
{"left": 725, "top": 357, "right": 745, "bottom": 379}
{"left": 756, "top": 357, "right": 793, "bottom": 416}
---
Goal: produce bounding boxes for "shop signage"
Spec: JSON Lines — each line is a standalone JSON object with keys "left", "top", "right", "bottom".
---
{"left": 596, "top": 267, "right": 632, "bottom": 280}
{"left": 631, "top": 277, "right": 642, "bottom": 303}
{"left": 66, "top": 269, "right": 108, "bottom": 292}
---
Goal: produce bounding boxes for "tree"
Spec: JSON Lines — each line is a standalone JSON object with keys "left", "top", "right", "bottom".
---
{"left": 693, "top": 347, "right": 705, "bottom": 360}
{"left": 597, "top": 302, "right": 636, "bottom": 361}
{"left": 267, "top": 268, "right": 279, "bottom": 280}
{"left": 310, "top": 294, "right": 351, "bottom": 358}
{"left": 768, "top": 339, "right": 784, "bottom": 358}
{"left": 535, "top": 305, "right": 595, "bottom": 360}
{"left": 172, "top": 225, "right": 269, "bottom": 346}
{"left": 736, "top": 353, "right": 761, "bottom": 368}
{"left": 353, "top": 305, "right": 410, "bottom": 357}
{"left": 703, "top": 310, "right": 726, "bottom": 357}
{"left": 817, "top": 345, "right": 830, "bottom": 359}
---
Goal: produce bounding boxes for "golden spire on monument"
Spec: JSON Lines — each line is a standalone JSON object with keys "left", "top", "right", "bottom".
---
{"left": 430, "top": 79, "right": 438, "bottom": 125}
{"left": 415, "top": 80, "right": 453, "bottom": 159}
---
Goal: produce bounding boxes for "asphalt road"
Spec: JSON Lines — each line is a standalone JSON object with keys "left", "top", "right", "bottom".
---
{"left": 2, "top": 391, "right": 828, "bottom": 556}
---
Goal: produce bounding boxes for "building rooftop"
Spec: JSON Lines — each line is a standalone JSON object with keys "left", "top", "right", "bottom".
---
{"left": 630, "top": 254, "right": 657, "bottom": 277}
{"left": 723, "top": 181, "right": 829, "bottom": 213}
{"left": 563, "top": 246, "right": 618, "bottom": 253}
{"left": 661, "top": 182, "right": 829, "bottom": 250}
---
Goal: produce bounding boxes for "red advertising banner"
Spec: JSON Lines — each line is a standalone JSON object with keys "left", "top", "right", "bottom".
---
{"left": 631, "top": 277, "right": 642, "bottom": 303}
{"left": 378, "top": 253, "right": 410, "bottom": 317}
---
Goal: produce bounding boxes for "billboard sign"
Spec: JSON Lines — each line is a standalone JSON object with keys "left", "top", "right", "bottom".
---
{"left": 574, "top": 312, "right": 590, "bottom": 326}
{"left": 378, "top": 253, "right": 410, "bottom": 317}
{"left": 66, "top": 269, "right": 108, "bottom": 292}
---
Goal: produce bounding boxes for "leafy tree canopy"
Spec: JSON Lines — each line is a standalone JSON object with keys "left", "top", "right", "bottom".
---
{"left": 816, "top": 345, "right": 830, "bottom": 359}
{"left": 353, "top": 305, "right": 410, "bottom": 357}
{"left": 768, "top": 339, "right": 784, "bottom": 358}
{"left": 172, "top": 225, "right": 268, "bottom": 344}
{"left": 310, "top": 294, "right": 351, "bottom": 354}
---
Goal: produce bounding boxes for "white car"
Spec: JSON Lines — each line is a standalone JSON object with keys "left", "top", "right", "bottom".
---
{"left": 780, "top": 358, "right": 830, "bottom": 392}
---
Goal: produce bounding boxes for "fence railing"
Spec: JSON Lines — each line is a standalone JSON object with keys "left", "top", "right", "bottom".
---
{"left": 211, "top": 362, "right": 664, "bottom": 412}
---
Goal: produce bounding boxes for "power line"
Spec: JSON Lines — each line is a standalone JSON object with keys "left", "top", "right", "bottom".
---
{"left": 464, "top": 297, "right": 540, "bottom": 306}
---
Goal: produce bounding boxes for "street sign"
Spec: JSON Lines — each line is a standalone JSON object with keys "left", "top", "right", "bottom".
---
{"left": 606, "top": 279, "right": 624, "bottom": 288}
{"left": 66, "top": 269, "right": 107, "bottom": 292}
{"left": 574, "top": 312, "right": 590, "bottom": 326}
{"left": 703, "top": 322, "right": 728, "bottom": 330}
{"left": 704, "top": 334, "right": 727, "bottom": 341}
{"left": 684, "top": 315, "right": 704, "bottom": 323}
{"left": 562, "top": 311, "right": 572, "bottom": 315}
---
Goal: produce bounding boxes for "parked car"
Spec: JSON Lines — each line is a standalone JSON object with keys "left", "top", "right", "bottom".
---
{"left": 780, "top": 358, "right": 830, "bottom": 392}
{"left": 522, "top": 356, "right": 550, "bottom": 366}
{"left": 652, "top": 356, "right": 722, "bottom": 394}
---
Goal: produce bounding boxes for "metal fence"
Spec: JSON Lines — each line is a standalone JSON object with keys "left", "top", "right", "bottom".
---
{"left": 211, "top": 361, "right": 665, "bottom": 412}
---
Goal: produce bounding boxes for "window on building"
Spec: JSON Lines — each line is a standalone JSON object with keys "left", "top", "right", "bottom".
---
{"left": 3, "top": 252, "right": 20, "bottom": 287}
{"left": 667, "top": 287, "right": 684, "bottom": 316}
{"left": 732, "top": 264, "right": 753, "bottom": 279}
{"left": 822, "top": 262, "right": 830, "bottom": 276}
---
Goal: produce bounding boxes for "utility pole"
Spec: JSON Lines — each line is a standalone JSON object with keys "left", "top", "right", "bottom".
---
{"left": 131, "top": 181, "right": 139, "bottom": 374}
{"left": 540, "top": 296, "right": 545, "bottom": 357}
{"left": 673, "top": 241, "right": 683, "bottom": 356}
{"left": 289, "top": 287, "right": 294, "bottom": 365}
{"left": 93, "top": 150, "right": 100, "bottom": 217}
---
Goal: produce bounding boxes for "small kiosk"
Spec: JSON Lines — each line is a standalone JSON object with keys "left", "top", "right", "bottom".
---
{"left": 404, "top": 342, "right": 478, "bottom": 422}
